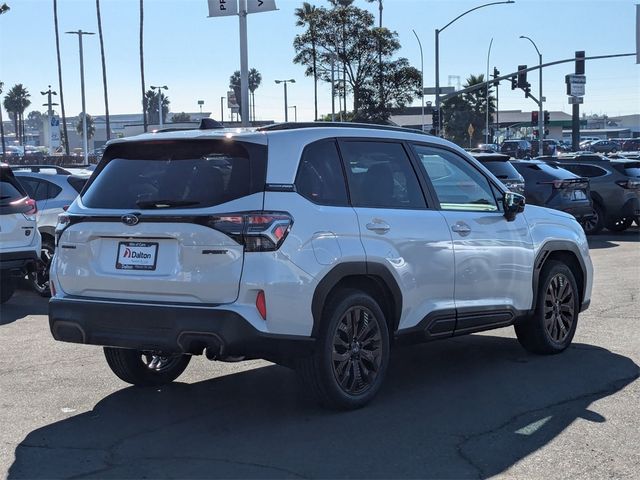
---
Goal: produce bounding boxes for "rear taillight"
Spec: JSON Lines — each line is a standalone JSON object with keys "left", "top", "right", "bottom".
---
{"left": 540, "top": 178, "right": 588, "bottom": 190}
{"left": 616, "top": 179, "right": 640, "bottom": 189}
{"left": 10, "top": 196, "right": 37, "bottom": 219}
{"left": 204, "top": 211, "right": 293, "bottom": 252}
{"left": 24, "top": 198, "right": 37, "bottom": 215}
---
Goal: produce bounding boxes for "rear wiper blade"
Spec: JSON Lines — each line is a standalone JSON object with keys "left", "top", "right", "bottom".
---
{"left": 135, "top": 199, "right": 201, "bottom": 209}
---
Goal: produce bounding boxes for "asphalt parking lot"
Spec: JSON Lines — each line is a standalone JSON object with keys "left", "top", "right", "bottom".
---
{"left": 1, "top": 229, "right": 638, "bottom": 479}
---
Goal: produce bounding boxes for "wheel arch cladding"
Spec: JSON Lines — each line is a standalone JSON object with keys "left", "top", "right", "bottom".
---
{"left": 311, "top": 262, "right": 403, "bottom": 338}
{"left": 533, "top": 241, "right": 586, "bottom": 308}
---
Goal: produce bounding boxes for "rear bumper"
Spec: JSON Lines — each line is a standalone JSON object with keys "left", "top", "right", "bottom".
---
{"left": 560, "top": 203, "right": 594, "bottom": 221}
{"left": 0, "top": 250, "right": 38, "bottom": 273}
{"left": 621, "top": 196, "right": 640, "bottom": 217}
{"left": 48, "top": 297, "right": 314, "bottom": 363}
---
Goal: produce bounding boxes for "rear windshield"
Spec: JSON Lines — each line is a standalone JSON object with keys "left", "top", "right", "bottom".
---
{"left": 0, "top": 169, "right": 27, "bottom": 205}
{"left": 81, "top": 140, "right": 267, "bottom": 209}
{"left": 611, "top": 162, "right": 640, "bottom": 178}
{"left": 513, "top": 161, "right": 577, "bottom": 180}
{"left": 481, "top": 161, "right": 520, "bottom": 180}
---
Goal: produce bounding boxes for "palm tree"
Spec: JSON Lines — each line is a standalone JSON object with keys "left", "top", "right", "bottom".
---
{"left": 248, "top": 68, "right": 262, "bottom": 122}
{"left": 3, "top": 84, "right": 31, "bottom": 145}
{"left": 329, "top": 0, "right": 354, "bottom": 116}
{"left": 96, "top": 0, "right": 110, "bottom": 140}
{"left": 295, "top": 2, "right": 319, "bottom": 121}
{"left": 76, "top": 112, "right": 96, "bottom": 139}
{"left": 144, "top": 89, "right": 170, "bottom": 125}
{"left": 53, "top": 0, "right": 70, "bottom": 154}
{"left": 139, "top": 0, "right": 147, "bottom": 132}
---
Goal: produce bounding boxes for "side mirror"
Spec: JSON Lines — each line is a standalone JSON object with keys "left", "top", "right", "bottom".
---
{"left": 503, "top": 191, "right": 525, "bottom": 221}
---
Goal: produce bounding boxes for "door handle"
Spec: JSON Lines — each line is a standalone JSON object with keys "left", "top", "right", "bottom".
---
{"left": 366, "top": 220, "right": 390, "bottom": 234}
{"left": 451, "top": 222, "right": 472, "bottom": 236}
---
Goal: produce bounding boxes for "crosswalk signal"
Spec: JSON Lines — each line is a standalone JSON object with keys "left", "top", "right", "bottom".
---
{"left": 544, "top": 110, "right": 550, "bottom": 125}
{"left": 531, "top": 111, "right": 539, "bottom": 126}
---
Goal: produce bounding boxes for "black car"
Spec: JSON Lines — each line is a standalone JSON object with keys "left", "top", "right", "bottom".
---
{"left": 471, "top": 153, "right": 525, "bottom": 195}
{"left": 622, "top": 138, "right": 640, "bottom": 152}
{"left": 589, "top": 140, "right": 618, "bottom": 154}
{"left": 501, "top": 140, "right": 531, "bottom": 159}
{"left": 530, "top": 139, "right": 558, "bottom": 156}
{"left": 545, "top": 155, "right": 640, "bottom": 234}
{"left": 510, "top": 160, "right": 593, "bottom": 225}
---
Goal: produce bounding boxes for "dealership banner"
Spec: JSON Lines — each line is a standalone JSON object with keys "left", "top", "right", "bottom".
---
{"left": 207, "top": 0, "right": 238, "bottom": 17}
{"left": 247, "top": 0, "right": 277, "bottom": 14}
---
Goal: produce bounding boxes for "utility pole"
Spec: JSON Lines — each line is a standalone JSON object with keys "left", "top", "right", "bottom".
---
{"left": 238, "top": 0, "right": 249, "bottom": 126}
{"left": 275, "top": 79, "right": 295, "bottom": 122}
{"left": 220, "top": 96, "right": 225, "bottom": 123}
{"left": 413, "top": 30, "right": 425, "bottom": 132}
{"left": 520, "top": 36, "right": 543, "bottom": 156}
{"left": 66, "top": 29, "right": 94, "bottom": 164}
{"left": 492, "top": 67, "right": 500, "bottom": 141}
{"left": 485, "top": 38, "right": 493, "bottom": 145}
{"left": 572, "top": 51, "right": 585, "bottom": 152}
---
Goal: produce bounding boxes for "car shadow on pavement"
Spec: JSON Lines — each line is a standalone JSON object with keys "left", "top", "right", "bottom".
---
{"left": 588, "top": 228, "right": 640, "bottom": 250}
{"left": 8, "top": 335, "right": 639, "bottom": 479}
{"left": 0, "top": 290, "right": 48, "bottom": 326}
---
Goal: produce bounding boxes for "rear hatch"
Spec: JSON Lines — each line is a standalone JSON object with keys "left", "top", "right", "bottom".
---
{"left": 534, "top": 162, "right": 590, "bottom": 205}
{"left": 1, "top": 166, "right": 38, "bottom": 249}
{"left": 54, "top": 138, "right": 267, "bottom": 304}
{"left": 472, "top": 154, "right": 525, "bottom": 195}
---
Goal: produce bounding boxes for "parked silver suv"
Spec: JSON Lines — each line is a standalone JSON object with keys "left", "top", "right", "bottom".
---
{"left": 49, "top": 123, "right": 593, "bottom": 409}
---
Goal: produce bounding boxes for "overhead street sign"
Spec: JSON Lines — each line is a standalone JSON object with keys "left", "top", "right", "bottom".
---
{"left": 424, "top": 86, "right": 455, "bottom": 95}
{"left": 567, "top": 74, "right": 586, "bottom": 84}
{"left": 568, "top": 96, "right": 584, "bottom": 105}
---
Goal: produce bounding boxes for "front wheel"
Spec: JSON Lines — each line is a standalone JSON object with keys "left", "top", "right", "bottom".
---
{"left": 515, "top": 260, "right": 579, "bottom": 354}
{"left": 104, "top": 347, "right": 191, "bottom": 386}
{"left": 296, "top": 289, "right": 390, "bottom": 409}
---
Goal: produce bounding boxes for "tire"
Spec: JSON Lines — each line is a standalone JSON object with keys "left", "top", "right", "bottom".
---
{"left": 606, "top": 217, "right": 633, "bottom": 232}
{"left": 1, "top": 278, "right": 15, "bottom": 304}
{"left": 103, "top": 347, "right": 191, "bottom": 386}
{"left": 296, "top": 289, "right": 390, "bottom": 410}
{"left": 515, "top": 260, "right": 579, "bottom": 354}
{"left": 28, "top": 238, "right": 55, "bottom": 297}
{"left": 582, "top": 203, "right": 604, "bottom": 235}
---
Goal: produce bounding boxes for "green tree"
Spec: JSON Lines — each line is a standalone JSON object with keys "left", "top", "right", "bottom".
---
{"left": 53, "top": 0, "right": 70, "bottom": 154}
{"left": 293, "top": 3, "right": 420, "bottom": 121}
{"left": 248, "top": 68, "right": 262, "bottom": 122}
{"left": 229, "top": 68, "right": 262, "bottom": 122}
{"left": 294, "top": 2, "right": 320, "bottom": 120}
{"left": 144, "top": 89, "right": 170, "bottom": 125}
{"left": 442, "top": 74, "right": 495, "bottom": 147}
{"left": 3, "top": 84, "right": 31, "bottom": 145}
{"left": 26, "top": 111, "right": 44, "bottom": 130}
{"left": 171, "top": 112, "right": 191, "bottom": 123}
{"left": 76, "top": 112, "right": 95, "bottom": 139}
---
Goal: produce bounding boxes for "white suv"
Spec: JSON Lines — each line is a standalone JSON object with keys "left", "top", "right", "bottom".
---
{"left": 49, "top": 124, "right": 593, "bottom": 409}
{"left": 0, "top": 164, "right": 41, "bottom": 303}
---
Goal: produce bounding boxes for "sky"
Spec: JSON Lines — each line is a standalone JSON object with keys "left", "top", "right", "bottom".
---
{"left": 0, "top": 0, "right": 638, "bottom": 123}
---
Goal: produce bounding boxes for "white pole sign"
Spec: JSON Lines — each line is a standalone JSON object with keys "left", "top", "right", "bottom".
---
{"left": 247, "top": 0, "right": 277, "bottom": 14}
{"left": 208, "top": 0, "right": 238, "bottom": 17}
{"left": 50, "top": 115, "right": 61, "bottom": 149}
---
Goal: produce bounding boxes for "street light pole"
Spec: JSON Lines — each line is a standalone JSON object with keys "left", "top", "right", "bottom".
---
{"left": 485, "top": 38, "right": 493, "bottom": 145}
{"left": 412, "top": 29, "right": 425, "bottom": 132}
{"left": 520, "top": 35, "right": 543, "bottom": 156}
{"left": 275, "top": 79, "right": 295, "bottom": 122}
{"left": 220, "top": 96, "right": 225, "bottom": 123}
{"left": 66, "top": 29, "right": 95, "bottom": 164}
{"left": 150, "top": 85, "right": 168, "bottom": 127}
{"left": 434, "top": 1, "right": 514, "bottom": 136}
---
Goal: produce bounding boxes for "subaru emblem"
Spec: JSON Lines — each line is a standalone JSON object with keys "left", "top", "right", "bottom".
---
{"left": 121, "top": 214, "right": 139, "bottom": 226}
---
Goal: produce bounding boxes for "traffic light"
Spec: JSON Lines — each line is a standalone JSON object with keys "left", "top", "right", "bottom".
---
{"left": 510, "top": 75, "right": 517, "bottom": 90}
{"left": 575, "top": 50, "right": 585, "bottom": 75}
{"left": 544, "top": 110, "right": 550, "bottom": 125}
{"left": 493, "top": 67, "right": 500, "bottom": 86}
{"left": 517, "top": 65, "right": 528, "bottom": 88}
{"left": 531, "top": 111, "right": 539, "bottom": 126}
{"left": 523, "top": 84, "right": 531, "bottom": 98}
{"left": 533, "top": 129, "right": 539, "bottom": 137}
{"left": 432, "top": 109, "right": 440, "bottom": 129}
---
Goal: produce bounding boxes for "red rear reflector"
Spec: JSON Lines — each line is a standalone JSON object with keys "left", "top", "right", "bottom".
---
{"left": 256, "top": 290, "right": 267, "bottom": 320}
{"left": 62, "top": 205, "right": 69, "bottom": 211}
{"left": 50, "top": 281, "right": 56, "bottom": 297}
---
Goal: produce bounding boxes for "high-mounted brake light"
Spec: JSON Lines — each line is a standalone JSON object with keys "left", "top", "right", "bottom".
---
{"left": 204, "top": 211, "right": 293, "bottom": 252}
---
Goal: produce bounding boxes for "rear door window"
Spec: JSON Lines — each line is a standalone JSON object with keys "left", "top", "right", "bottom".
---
{"left": 1, "top": 170, "right": 27, "bottom": 204}
{"left": 559, "top": 163, "right": 607, "bottom": 178}
{"left": 82, "top": 140, "right": 267, "bottom": 209}
{"left": 295, "top": 139, "right": 348, "bottom": 206}
{"left": 338, "top": 140, "right": 426, "bottom": 209}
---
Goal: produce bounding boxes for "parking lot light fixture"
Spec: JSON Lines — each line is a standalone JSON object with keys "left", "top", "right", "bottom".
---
{"left": 275, "top": 79, "right": 295, "bottom": 122}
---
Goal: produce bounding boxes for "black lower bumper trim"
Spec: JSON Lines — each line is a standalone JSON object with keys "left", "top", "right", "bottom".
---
{"left": 0, "top": 250, "right": 38, "bottom": 272}
{"left": 49, "top": 298, "right": 314, "bottom": 363}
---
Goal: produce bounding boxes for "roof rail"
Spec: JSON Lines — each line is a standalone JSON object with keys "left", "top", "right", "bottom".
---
{"left": 9, "top": 165, "right": 73, "bottom": 175}
{"left": 256, "top": 121, "right": 431, "bottom": 136}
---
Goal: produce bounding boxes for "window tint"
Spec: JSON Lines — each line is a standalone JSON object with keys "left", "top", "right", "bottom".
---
{"left": 481, "top": 161, "right": 521, "bottom": 180}
{"left": 67, "top": 176, "right": 88, "bottom": 194}
{"left": 560, "top": 163, "right": 607, "bottom": 178}
{"left": 18, "top": 178, "right": 49, "bottom": 201}
{"left": 414, "top": 145, "right": 498, "bottom": 212}
{"left": 339, "top": 141, "right": 426, "bottom": 209}
{"left": 82, "top": 140, "right": 266, "bottom": 209}
{"left": 295, "top": 139, "right": 347, "bottom": 206}
{"left": 1, "top": 171, "right": 26, "bottom": 204}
